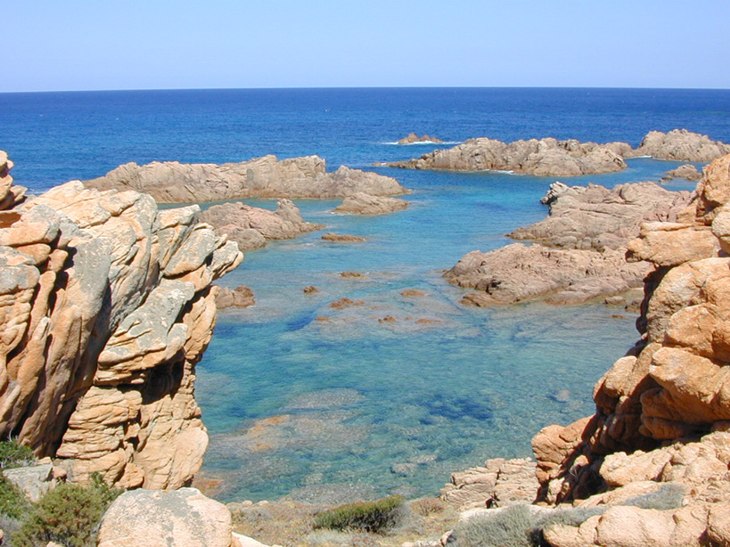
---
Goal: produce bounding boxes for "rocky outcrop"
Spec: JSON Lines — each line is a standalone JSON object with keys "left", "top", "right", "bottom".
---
{"left": 334, "top": 192, "right": 409, "bottom": 215}
{"left": 0, "top": 150, "right": 26, "bottom": 209}
{"left": 631, "top": 129, "right": 730, "bottom": 162}
{"left": 199, "top": 199, "right": 322, "bottom": 251}
{"left": 389, "top": 130, "right": 730, "bottom": 177}
{"left": 215, "top": 285, "right": 255, "bottom": 309}
{"left": 397, "top": 133, "right": 444, "bottom": 144}
{"left": 86, "top": 155, "right": 406, "bottom": 204}
{"left": 440, "top": 458, "right": 538, "bottom": 511}
{"left": 389, "top": 137, "right": 628, "bottom": 177}
{"left": 662, "top": 163, "right": 702, "bottom": 182}
{"left": 0, "top": 152, "right": 242, "bottom": 490}
{"left": 445, "top": 181, "right": 691, "bottom": 306}
{"left": 98, "top": 488, "right": 235, "bottom": 547}
{"left": 528, "top": 153, "right": 730, "bottom": 544}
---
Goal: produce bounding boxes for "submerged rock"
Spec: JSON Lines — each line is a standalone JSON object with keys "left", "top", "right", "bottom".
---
{"left": 321, "top": 232, "right": 366, "bottom": 243}
{"left": 215, "top": 285, "right": 255, "bottom": 309}
{"left": 85, "top": 155, "right": 406, "bottom": 203}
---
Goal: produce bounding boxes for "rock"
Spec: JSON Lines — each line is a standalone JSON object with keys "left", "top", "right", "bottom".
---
{"left": 329, "top": 297, "right": 364, "bottom": 309}
{"left": 215, "top": 285, "right": 255, "bottom": 309}
{"left": 97, "top": 487, "right": 234, "bottom": 547}
{"left": 511, "top": 182, "right": 691, "bottom": 251}
{"left": 389, "top": 136, "right": 628, "bottom": 176}
{"left": 529, "top": 153, "right": 730, "bottom": 543}
{"left": 0, "top": 150, "right": 26, "bottom": 210}
{"left": 85, "top": 155, "right": 407, "bottom": 203}
{"left": 303, "top": 286, "right": 319, "bottom": 294}
{"left": 401, "top": 289, "right": 427, "bottom": 298}
{"left": 200, "top": 200, "right": 322, "bottom": 251}
{"left": 321, "top": 233, "right": 366, "bottom": 243}
{"left": 440, "top": 458, "right": 537, "bottom": 510}
{"left": 0, "top": 152, "right": 241, "bottom": 489}
{"left": 446, "top": 180, "right": 690, "bottom": 307}
{"left": 334, "top": 192, "right": 409, "bottom": 215}
{"left": 339, "top": 271, "right": 366, "bottom": 279}
{"left": 662, "top": 164, "right": 702, "bottom": 181}
{"left": 397, "top": 133, "right": 444, "bottom": 144}
{"left": 631, "top": 129, "right": 730, "bottom": 162}
{"left": 445, "top": 243, "right": 651, "bottom": 306}
{"left": 2, "top": 461, "right": 56, "bottom": 502}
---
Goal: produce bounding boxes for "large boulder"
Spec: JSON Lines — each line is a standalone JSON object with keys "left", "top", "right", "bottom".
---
{"left": 97, "top": 488, "right": 234, "bottom": 547}
{"left": 630, "top": 129, "right": 730, "bottom": 162}
{"left": 334, "top": 192, "right": 409, "bottom": 215}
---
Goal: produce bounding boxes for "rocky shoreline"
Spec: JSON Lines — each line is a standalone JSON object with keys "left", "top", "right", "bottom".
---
{"left": 389, "top": 129, "right": 730, "bottom": 177}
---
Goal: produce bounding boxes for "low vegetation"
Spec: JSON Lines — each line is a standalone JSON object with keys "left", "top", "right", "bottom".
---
{"left": 0, "top": 438, "right": 36, "bottom": 469}
{"left": 313, "top": 495, "right": 405, "bottom": 533}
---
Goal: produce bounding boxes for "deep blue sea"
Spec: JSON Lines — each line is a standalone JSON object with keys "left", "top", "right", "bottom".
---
{"left": 2, "top": 88, "right": 730, "bottom": 503}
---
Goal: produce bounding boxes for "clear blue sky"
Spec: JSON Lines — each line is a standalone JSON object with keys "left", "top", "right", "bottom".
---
{"left": 4, "top": 0, "right": 729, "bottom": 92}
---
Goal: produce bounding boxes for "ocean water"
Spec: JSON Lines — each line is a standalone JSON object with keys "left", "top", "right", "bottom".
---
{"left": 2, "top": 88, "right": 730, "bottom": 503}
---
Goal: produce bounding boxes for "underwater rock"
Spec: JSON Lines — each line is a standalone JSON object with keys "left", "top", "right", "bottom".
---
{"left": 334, "top": 192, "right": 409, "bottom": 215}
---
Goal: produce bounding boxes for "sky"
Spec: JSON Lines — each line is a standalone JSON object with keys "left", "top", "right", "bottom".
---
{"left": 4, "top": 0, "right": 730, "bottom": 92}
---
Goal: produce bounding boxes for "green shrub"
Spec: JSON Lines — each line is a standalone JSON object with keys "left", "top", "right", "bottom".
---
{"left": 452, "top": 504, "right": 534, "bottom": 547}
{"left": 13, "top": 474, "right": 121, "bottom": 547}
{"left": 0, "top": 474, "right": 31, "bottom": 519}
{"left": 0, "top": 439, "right": 35, "bottom": 469}
{"left": 623, "top": 482, "right": 685, "bottom": 510}
{"left": 313, "top": 495, "right": 404, "bottom": 533}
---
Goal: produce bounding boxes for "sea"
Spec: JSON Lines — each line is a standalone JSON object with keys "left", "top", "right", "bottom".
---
{"left": 2, "top": 88, "right": 730, "bottom": 504}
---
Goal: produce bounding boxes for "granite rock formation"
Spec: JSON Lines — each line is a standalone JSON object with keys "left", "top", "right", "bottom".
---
{"left": 334, "top": 192, "right": 409, "bottom": 215}
{"left": 445, "top": 181, "right": 691, "bottom": 306}
{"left": 0, "top": 152, "right": 242, "bottom": 489}
{"left": 98, "top": 488, "right": 235, "bottom": 547}
{"left": 215, "top": 285, "right": 255, "bottom": 309}
{"left": 631, "top": 129, "right": 730, "bottom": 162}
{"left": 662, "top": 163, "right": 702, "bottom": 182}
{"left": 397, "top": 132, "right": 444, "bottom": 144}
{"left": 389, "top": 130, "right": 730, "bottom": 177}
{"left": 199, "top": 199, "right": 322, "bottom": 251}
{"left": 389, "top": 137, "right": 628, "bottom": 177}
{"left": 529, "top": 153, "right": 730, "bottom": 545}
{"left": 86, "top": 155, "right": 406, "bottom": 204}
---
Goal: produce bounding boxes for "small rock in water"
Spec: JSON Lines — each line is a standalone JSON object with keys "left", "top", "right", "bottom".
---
{"left": 549, "top": 389, "right": 571, "bottom": 403}
{"left": 303, "top": 285, "right": 319, "bottom": 294}
{"left": 330, "top": 297, "right": 365, "bottom": 309}
{"left": 340, "top": 271, "right": 366, "bottom": 279}
{"left": 401, "top": 288, "right": 427, "bottom": 298}
{"left": 379, "top": 315, "right": 397, "bottom": 323}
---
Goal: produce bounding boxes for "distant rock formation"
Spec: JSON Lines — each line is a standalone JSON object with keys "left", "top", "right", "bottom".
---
{"left": 662, "top": 163, "right": 702, "bottom": 182}
{"left": 445, "top": 181, "right": 691, "bottom": 306}
{"left": 199, "top": 199, "right": 322, "bottom": 251}
{"left": 397, "top": 132, "right": 444, "bottom": 144}
{"left": 85, "top": 155, "right": 406, "bottom": 203}
{"left": 388, "top": 137, "right": 629, "bottom": 176}
{"left": 0, "top": 152, "right": 241, "bottom": 490}
{"left": 334, "top": 192, "right": 409, "bottom": 215}
{"left": 528, "top": 152, "right": 730, "bottom": 544}
{"left": 630, "top": 129, "right": 730, "bottom": 162}
{"left": 388, "top": 130, "right": 730, "bottom": 177}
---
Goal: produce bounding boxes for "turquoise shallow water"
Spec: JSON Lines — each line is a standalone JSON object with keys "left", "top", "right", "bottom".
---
{"left": 198, "top": 160, "right": 689, "bottom": 503}
{"left": 2, "top": 87, "right": 729, "bottom": 503}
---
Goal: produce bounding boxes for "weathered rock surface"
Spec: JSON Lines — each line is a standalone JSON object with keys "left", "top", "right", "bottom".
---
{"left": 0, "top": 152, "right": 241, "bottom": 489}
{"left": 199, "top": 199, "right": 322, "bottom": 251}
{"left": 631, "top": 129, "right": 730, "bottom": 162}
{"left": 397, "top": 132, "right": 444, "bottom": 144}
{"left": 445, "top": 181, "right": 690, "bottom": 306}
{"left": 528, "top": 152, "right": 730, "bottom": 545}
{"left": 446, "top": 244, "right": 651, "bottom": 306}
{"left": 98, "top": 488, "right": 234, "bottom": 547}
{"left": 440, "top": 458, "right": 538, "bottom": 510}
{"left": 215, "top": 285, "right": 255, "bottom": 309}
{"left": 0, "top": 150, "right": 26, "bottom": 210}
{"left": 2, "top": 459, "right": 59, "bottom": 502}
{"left": 662, "top": 163, "right": 702, "bottom": 182}
{"left": 86, "top": 155, "right": 406, "bottom": 203}
{"left": 334, "top": 192, "right": 409, "bottom": 215}
{"left": 389, "top": 136, "right": 628, "bottom": 177}
{"left": 389, "top": 130, "right": 730, "bottom": 177}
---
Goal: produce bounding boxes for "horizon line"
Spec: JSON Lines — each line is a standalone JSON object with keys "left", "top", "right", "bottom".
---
{"left": 2, "top": 84, "right": 730, "bottom": 95}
